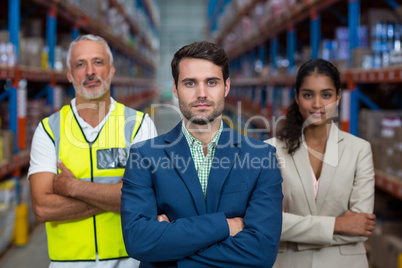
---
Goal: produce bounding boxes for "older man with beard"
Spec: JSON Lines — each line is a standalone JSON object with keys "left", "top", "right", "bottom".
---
{"left": 28, "top": 35, "right": 157, "bottom": 268}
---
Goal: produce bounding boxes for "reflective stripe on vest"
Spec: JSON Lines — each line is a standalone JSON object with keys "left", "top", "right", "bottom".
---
{"left": 42, "top": 102, "right": 144, "bottom": 261}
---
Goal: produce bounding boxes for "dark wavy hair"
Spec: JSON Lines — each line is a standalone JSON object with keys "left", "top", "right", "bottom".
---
{"left": 171, "top": 41, "right": 229, "bottom": 88}
{"left": 277, "top": 58, "right": 341, "bottom": 155}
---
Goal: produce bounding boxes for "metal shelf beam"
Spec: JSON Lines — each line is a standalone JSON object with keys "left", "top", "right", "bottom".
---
{"left": 310, "top": 10, "right": 321, "bottom": 59}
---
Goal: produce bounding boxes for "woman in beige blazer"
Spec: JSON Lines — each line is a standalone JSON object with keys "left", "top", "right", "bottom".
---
{"left": 266, "top": 59, "right": 376, "bottom": 268}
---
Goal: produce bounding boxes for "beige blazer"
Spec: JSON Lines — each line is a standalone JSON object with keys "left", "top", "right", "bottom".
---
{"left": 266, "top": 122, "right": 375, "bottom": 268}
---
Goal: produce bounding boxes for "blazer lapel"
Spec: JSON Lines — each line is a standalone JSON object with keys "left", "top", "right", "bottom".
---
{"left": 292, "top": 141, "right": 317, "bottom": 214}
{"left": 206, "top": 122, "right": 240, "bottom": 213}
{"left": 164, "top": 122, "right": 206, "bottom": 215}
{"left": 316, "top": 122, "right": 345, "bottom": 213}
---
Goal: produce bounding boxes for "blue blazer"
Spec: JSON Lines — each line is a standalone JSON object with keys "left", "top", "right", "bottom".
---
{"left": 121, "top": 121, "right": 283, "bottom": 268}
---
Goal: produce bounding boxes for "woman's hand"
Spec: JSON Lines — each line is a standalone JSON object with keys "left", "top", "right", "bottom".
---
{"left": 334, "top": 210, "right": 376, "bottom": 236}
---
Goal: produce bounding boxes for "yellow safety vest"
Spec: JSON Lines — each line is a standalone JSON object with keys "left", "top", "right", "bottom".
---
{"left": 41, "top": 102, "right": 144, "bottom": 262}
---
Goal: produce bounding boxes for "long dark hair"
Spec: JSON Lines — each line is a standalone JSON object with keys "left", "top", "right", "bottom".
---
{"left": 277, "top": 58, "right": 341, "bottom": 155}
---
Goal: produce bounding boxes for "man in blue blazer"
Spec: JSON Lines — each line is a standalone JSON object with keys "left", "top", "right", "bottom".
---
{"left": 121, "top": 41, "right": 283, "bottom": 267}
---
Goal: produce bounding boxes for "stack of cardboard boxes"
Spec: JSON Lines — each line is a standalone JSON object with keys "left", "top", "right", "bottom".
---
{"left": 0, "top": 31, "right": 16, "bottom": 68}
{"left": 360, "top": 109, "right": 402, "bottom": 180}
{"left": 0, "top": 129, "right": 14, "bottom": 165}
{"left": 354, "top": 9, "right": 402, "bottom": 69}
{"left": 359, "top": 109, "right": 402, "bottom": 268}
{"left": 26, "top": 100, "right": 52, "bottom": 148}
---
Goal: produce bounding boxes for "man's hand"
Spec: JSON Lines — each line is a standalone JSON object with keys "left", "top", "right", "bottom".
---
{"left": 334, "top": 210, "right": 376, "bottom": 236}
{"left": 157, "top": 214, "right": 170, "bottom": 223}
{"left": 227, "top": 217, "right": 244, "bottom": 236}
{"left": 54, "top": 160, "right": 78, "bottom": 197}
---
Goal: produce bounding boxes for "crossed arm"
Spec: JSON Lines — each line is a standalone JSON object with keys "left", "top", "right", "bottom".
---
{"left": 30, "top": 160, "right": 122, "bottom": 223}
{"left": 281, "top": 142, "right": 376, "bottom": 246}
{"left": 332, "top": 142, "right": 376, "bottom": 244}
{"left": 121, "top": 146, "right": 283, "bottom": 267}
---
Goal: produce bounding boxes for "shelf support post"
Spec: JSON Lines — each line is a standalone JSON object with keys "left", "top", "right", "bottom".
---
{"left": 358, "top": 91, "right": 380, "bottom": 110}
{"left": 47, "top": 5, "right": 57, "bottom": 70}
{"left": 46, "top": 5, "right": 57, "bottom": 113}
{"left": 250, "top": 49, "right": 256, "bottom": 76}
{"left": 348, "top": 0, "right": 360, "bottom": 67}
{"left": 9, "top": 0, "right": 20, "bottom": 60}
{"left": 46, "top": 85, "right": 54, "bottom": 112}
{"left": 270, "top": 37, "right": 278, "bottom": 74}
{"left": 261, "top": 86, "right": 266, "bottom": 114}
{"left": 17, "top": 80, "right": 27, "bottom": 150}
{"left": 236, "top": 57, "right": 241, "bottom": 74}
{"left": 350, "top": 86, "right": 359, "bottom": 136}
{"left": 0, "top": 90, "right": 9, "bottom": 102}
{"left": 8, "top": 0, "right": 20, "bottom": 152}
{"left": 310, "top": 9, "right": 321, "bottom": 59}
{"left": 9, "top": 86, "right": 18, "bottom": 152}
{"left": 272, "top": 86, "right": 278, "bottom": 117}
{"left": 329, "top": 7, "right": 348, "bottom": 24}
{"left": 287, "top": 25, "right": 296, "bottom": 74}
{"left": 258, "top": 44, "right": 266, "bottom": 66}
{"left": 383, "top": 0, "right": 399, "bottom": 9}
{"left": 72, "top": 23, "right": 80, "bottom": 40}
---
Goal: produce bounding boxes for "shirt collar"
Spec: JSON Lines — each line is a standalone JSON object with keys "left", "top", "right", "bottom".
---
{"left": 71, "top": 97, "right": 115, "bottom": 113}
{"left": 182, "top": 120, "right": 223, "bottom": 148}
{"left": 70, "top": 97, "right": 115, "bottom": 131}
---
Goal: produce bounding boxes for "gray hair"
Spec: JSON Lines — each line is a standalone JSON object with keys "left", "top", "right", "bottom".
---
{"left": 66, "top": 34, "right": 114, "bottom": 70}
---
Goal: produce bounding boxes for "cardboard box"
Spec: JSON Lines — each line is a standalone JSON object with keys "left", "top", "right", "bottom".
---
{"left": 1, "top": 130, "right": 14, "bottom": 162}
{"left": 361, "top": 9, "right": 400, "bottom": 27}
{"left": 359, "top": 110, "right": 402, "bottom": 142}
{"left": 395, "top": 126, "right": 402, "bottom": 142}
{"left": 21, "top": 18, "right": 43, "bottom": 37}
{"left": 23, "top": 37, "right": 44, "bottom": 68}
{"left": 370, "top": 140, "right": 382, "bottom": 170}
{"left": 352, "top": 47, "right": 372, "bottom": 68}
{"left": 380, "top": 136, "right": 394, "bottom": 174}
{"left": 391, "top": 152, "right": 402, "bottom": 179}
{"left": 394, "top": 127, "right": 402, "bottom": 178}
{"left": 0, "top": 31, "right": 9, "bottom": 43}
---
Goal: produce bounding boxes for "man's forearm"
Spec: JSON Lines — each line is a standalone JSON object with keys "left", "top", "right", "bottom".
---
{"left": 33, "top": 193, "right": 103, "bottom": 222}
{"left": 54, "top": 161, "right": 122, "bottom": 213}
{"left": 70, "top": 180, "right": 123, "bottom": 213}
{"left": 122, "top": 211, "right": 230, "bottom": 262}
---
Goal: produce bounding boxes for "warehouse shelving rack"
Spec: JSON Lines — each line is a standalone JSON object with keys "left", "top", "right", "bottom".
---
{"left": 208, "top": 0, "right": 402, "bottom": 200}
{"left": 0, "top": 0, "right": 159, "bottom": 182}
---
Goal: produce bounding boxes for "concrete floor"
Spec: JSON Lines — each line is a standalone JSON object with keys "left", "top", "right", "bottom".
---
{"left": 0, "top": 224, "right": 49, "bottom": 268}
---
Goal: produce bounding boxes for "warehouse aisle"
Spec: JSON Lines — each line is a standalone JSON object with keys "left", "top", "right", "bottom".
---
{"left": 0, "top": 103, "right": 181, "bottom": 268}
{"left": 151, "top": 102, "right": 182, "bottom": 135}
{"left": 0, "top": 224, "right": 48, "bottom": 268}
